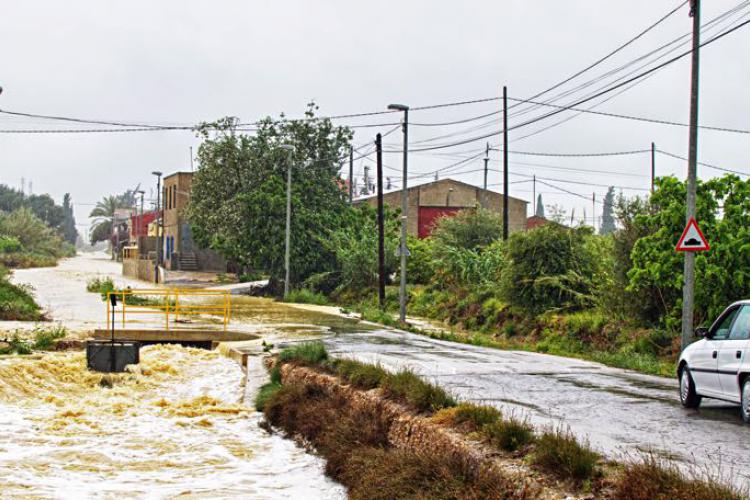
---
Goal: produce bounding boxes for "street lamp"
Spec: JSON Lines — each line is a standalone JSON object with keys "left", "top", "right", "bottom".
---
{"left": 279, "top": 145, "right": 295, "bottom": 299}
{"left": 388, "top": 103, "right": 409, "bottom": 323}
{"left": 151, "top": 171, "right": 163, "bottom": 284}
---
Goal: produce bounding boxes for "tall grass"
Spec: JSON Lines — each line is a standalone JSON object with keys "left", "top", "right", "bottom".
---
{"left": 278, "top": 342, "right": 329, "bottom": 366}
{"left": 531, "top": 425, "right": 600, "bottom": 482}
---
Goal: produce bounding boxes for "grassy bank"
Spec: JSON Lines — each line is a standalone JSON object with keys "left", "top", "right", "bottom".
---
{"left": 0, "top": 325, "right": 67, "bottom": 354}
{"left": 0, "top": 267, "right": 46, "bottom": 321}
{"left": 336, "top": 286, "right": 676, "bottom": 378}
{"left": 258, "top": 342, "right": 744, "bottom": 500}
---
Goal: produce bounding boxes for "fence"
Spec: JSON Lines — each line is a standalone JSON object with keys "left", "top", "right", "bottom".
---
{"left": 105, "top": 288, "right": 231, "bottom": 332}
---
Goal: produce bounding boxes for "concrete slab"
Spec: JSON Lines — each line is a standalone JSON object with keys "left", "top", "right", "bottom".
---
{"left": 93, "top": 329, "right": 258, "bottom": 343}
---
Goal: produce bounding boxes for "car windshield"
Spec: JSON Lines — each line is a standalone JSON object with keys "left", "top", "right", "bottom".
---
{"left": 729, "top": 305, "right": 750, "bottom": 340}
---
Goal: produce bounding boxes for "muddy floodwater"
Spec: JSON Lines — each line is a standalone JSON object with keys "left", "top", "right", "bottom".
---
{"left": 0, "top": 345, "right": 344, "bottom": 498}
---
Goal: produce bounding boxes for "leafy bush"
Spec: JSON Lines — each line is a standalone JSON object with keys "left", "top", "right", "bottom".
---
{"left": 405, "top": 236, "right": 434, "bottom": 285}
{"left": 322, "top": 205, "right": 400, "bottom": 296}
{"left": 4, "top": 334, "right": 33, "bottom": 355}
{"left": 431, "top": 207, "right": 502, "bottom": 251}
{"left": 284, "top": 288, "right": 329, "bottom": 305}
{"left": 501, "top": 224, "right": 610, "bottom": 315}
{"left": 278, "top": 342, "right": 329, "bottom": 366}
{"left": 532, "top": 426, "right": 599, "bottom": 481}
{"left": 87, "top": 276, "right": 115, "bottom": 295}
{"left": 0, "top": 268, "right": 45, "bottom": 321}
{"left": 32, "top": 325, "right": 67, "bottom": 350}
{"left": 0, "top": 236, "right": 23, "bottom": 254}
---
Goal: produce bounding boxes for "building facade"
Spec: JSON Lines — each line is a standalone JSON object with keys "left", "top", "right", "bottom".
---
{"left": 162, "top": 172, "right": 225, "bottom": 272}
{"left": 356, "top": 178, "right": 528, "bottom": 238}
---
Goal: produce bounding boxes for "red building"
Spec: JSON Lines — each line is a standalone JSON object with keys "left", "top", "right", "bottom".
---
{"left": 131, "top": 210, "right": 160, "bottom": 238}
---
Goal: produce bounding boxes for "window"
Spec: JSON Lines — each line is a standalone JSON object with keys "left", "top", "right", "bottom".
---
{"left": 712, "top": 307, "right": 739, "bottom": 340}
{"left": 729, "top": 306, "right": 750, "bottom": 340}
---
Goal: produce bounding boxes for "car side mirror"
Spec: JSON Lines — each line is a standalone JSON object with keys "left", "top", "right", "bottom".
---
{"left": 695, "top": 326, "right": 709, "bottom": 338}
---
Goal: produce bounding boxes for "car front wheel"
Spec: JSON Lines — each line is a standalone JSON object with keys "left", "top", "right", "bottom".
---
{"left": 741, "top": 378, "right": 750, "bottom": 424}
{"left": 680, "top": 366, "right": 702, "bottom": 409}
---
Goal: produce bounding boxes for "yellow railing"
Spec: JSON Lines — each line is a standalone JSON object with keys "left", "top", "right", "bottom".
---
{"left": 106, "top": 288, "right": 231, "bottom": 332}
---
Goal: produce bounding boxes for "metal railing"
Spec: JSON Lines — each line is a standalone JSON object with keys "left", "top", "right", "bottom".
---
{"left": 106, "top": 288, "right": 231, "bottom": 332}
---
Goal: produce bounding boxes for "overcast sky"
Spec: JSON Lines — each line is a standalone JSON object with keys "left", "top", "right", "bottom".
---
{"left": 1, "top": 0, "right": 748, "bottom": 234}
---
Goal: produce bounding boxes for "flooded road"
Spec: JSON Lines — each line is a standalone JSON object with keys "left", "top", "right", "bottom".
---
{"left": 5, "top": 254, "right": 749, "bottom": 493}
{"left": 323, "top": 329, "right": 750, "bottom": 489}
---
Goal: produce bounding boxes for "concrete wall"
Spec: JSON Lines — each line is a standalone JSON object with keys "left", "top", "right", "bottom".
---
{"left": 361, "top": 179, "right": 528, "bottom": 237}
{"left": 122, "top": 258, "right": 157, "bottom": 282}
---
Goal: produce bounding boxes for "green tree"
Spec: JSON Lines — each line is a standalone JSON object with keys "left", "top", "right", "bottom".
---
{"left": 88, "top": 194, "right": 132, "bottom": 244}
{"left": 431, "top": 207, "right": 501, "bottom": 251}
{"left": 627, "top": 175, "right": 750, "bottom": 329}
{"left": 61, "top": 193, "right": 78, "bottom": 244}
{"left": 187, "top": 104, "right": 352, "bottom": 293}
{"left": 535, "top": 194, "right": 545, "bottom": 218}
{"left": 599, "top": 187, "right": 616, "bottom": 235}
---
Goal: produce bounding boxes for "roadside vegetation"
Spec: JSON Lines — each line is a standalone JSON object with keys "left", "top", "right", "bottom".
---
{"left": 257, "top": 343, "right": 744, "bottom": 499}
{"left": 86, "top": 277, "right": 174, "bottom": 307}
{"left": 0, "top": 325, "right": 68, "bottom": 354}
{"left": 0, "top": 266, "right": 45, "bottom": 321}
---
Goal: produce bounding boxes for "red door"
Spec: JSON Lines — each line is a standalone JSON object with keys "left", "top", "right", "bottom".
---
{"left": 418, "top": 207, "right": 462, "bottom": 238}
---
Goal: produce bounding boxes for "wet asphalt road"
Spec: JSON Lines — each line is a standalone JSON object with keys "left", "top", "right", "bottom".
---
{"left": 324, "top": 329, "right": 750, "bottom": 488}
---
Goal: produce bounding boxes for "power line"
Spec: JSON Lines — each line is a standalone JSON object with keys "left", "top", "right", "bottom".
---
{"left": 657, "top": 149, "right": 750, "bottom": 176}
{"left": 509, "top": 15, "right": 750, "bottom": 133}
{"left": 507, "top": 96, "right": 750, "bottom": 135}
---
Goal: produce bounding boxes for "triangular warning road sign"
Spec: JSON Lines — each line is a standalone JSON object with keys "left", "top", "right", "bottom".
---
{"left": 676, "top": 217, "right": 710, "bottom": 252}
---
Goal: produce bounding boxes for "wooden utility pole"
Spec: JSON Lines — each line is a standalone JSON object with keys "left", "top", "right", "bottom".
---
{"left": 592, "top": 193, "right": 596, "bottom": 231}
{"left": 681, "top": 0, "right": 701, "bottom": 351}
{"left": 651, "top": 142, "right": 656, "bottom": 193}
{"left": 502, "top": 86, "right": 509, "bottom": 240}
{"left": 376, "top": 134, "right": 386, "bottom": 309}
{"left": 484, "top": 142, "right": 490, "bottom": 191}
{"left": 349, "top": 146, "right": 354, "bottom": 203}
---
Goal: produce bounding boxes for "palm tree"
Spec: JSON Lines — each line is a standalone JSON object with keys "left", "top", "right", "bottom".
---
{"left": 89, "top": 195, "right": 132, "bottom": 252}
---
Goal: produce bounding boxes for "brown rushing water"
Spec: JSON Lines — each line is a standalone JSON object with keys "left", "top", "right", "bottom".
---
{"left": 0, "top": 344, "right": 344, "bottom": 498}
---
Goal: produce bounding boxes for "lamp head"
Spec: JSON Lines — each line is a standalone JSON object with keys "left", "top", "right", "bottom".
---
{"left": 0, "top": 86, "right": 3, "bottom": 96}
{"left": 387, "top": 104, "right": 409, "bottom": 112}
{"left": 151, "top": 171, "right": 162, "bottom": 177}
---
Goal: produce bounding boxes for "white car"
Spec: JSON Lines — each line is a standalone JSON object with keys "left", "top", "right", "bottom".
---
{"left": 678, "top": 300, "right": 750, "bottom": 423}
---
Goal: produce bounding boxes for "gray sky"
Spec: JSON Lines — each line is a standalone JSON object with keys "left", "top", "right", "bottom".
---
{"left": 1, "top": 0, "right": 748, "bottom": 234}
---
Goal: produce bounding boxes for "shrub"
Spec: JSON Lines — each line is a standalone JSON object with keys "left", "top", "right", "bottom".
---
{"left": 1, "top": 333, "right": 33, "bottom": 355}
{"left": 284, "top": 288, "right": 329, "bottom": 305}
{"left": 278, "top": 342, "right": 329, "bottom": 366}
{"left": 612, "top": 456, "right": 746, "bottom": 500}
{"left": 254, "top": 382, "right": 282, "bottom": 411}
{"left": 532, "top": 426, "right": 599, "bottom": 481}
{"left": 431, "top": 207, "right": 502, "bottom": 251}
{"left": 380, "top": 369, "right": 456, "bottom": 413}
{"left": 484, "top": 416, "right": 535, "bottom": 452}
{"left": 501, "top": 224, "right": 610, "bottom": 315}
{"left": 86, "top": 276, "right": 115, "bottom": 294}
{"left": 0, "top": 236, "right": 23, "bottom": 254}
{"left": 32, "top": 324, "right": 67, "bottom": 350}
{"left": 432, "top": 403, "right": 501, "bottom": 431}
{"left": 334, "top": 359, "right": 387, "bottom": 390}
{"left": 0, "top": 270, "right": 45, "bottom": 321}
